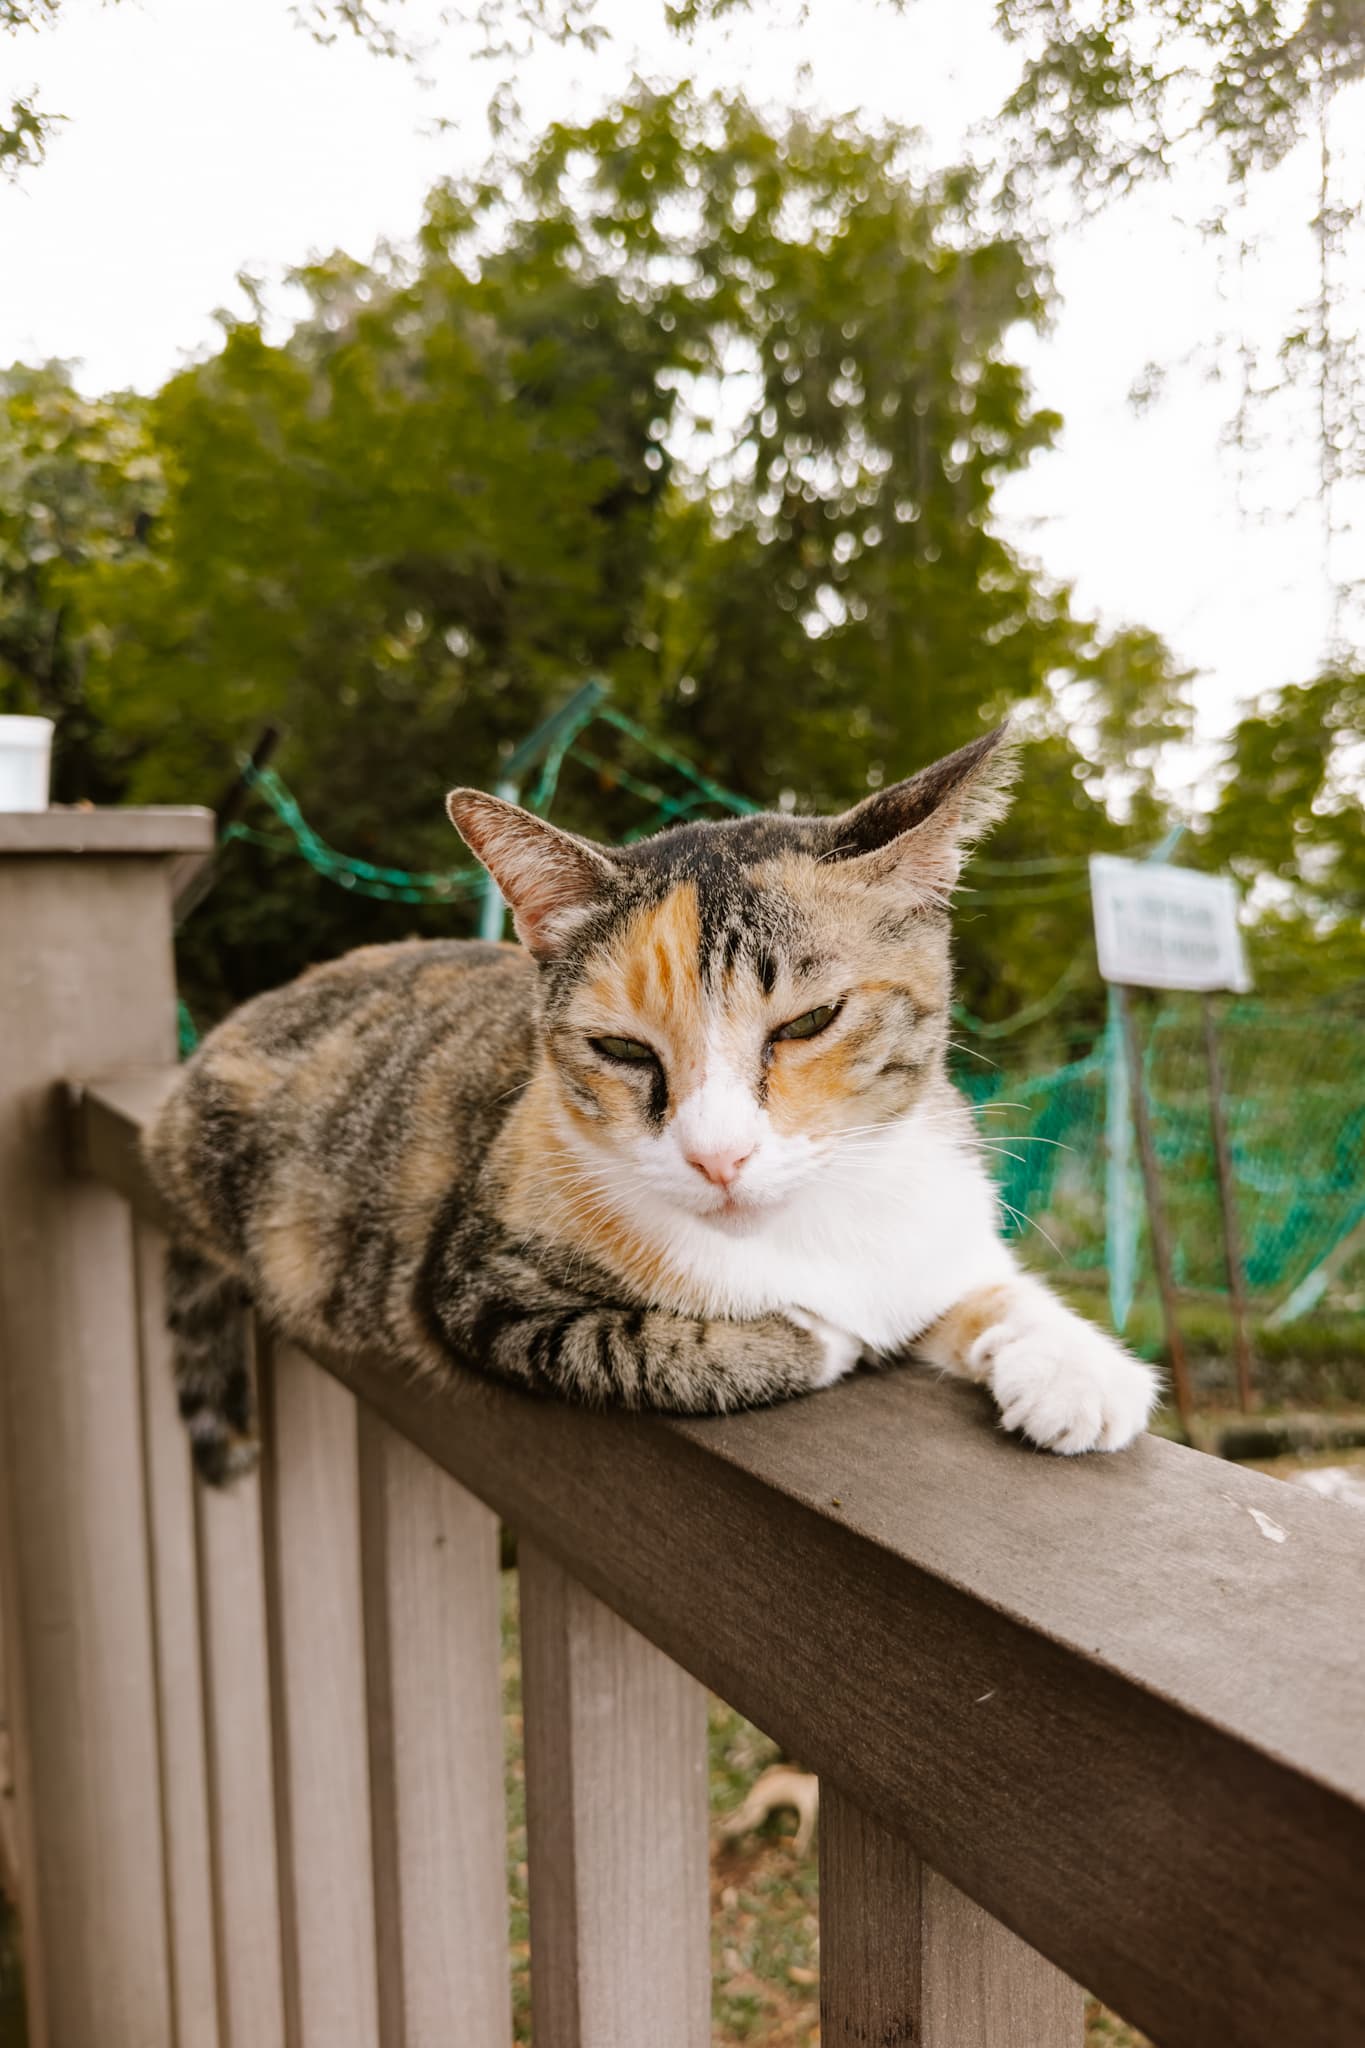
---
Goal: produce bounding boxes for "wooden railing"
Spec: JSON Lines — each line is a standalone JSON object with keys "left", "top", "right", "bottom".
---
{"left": 2, "top": 812, "right": 1364, "bottom": 2048}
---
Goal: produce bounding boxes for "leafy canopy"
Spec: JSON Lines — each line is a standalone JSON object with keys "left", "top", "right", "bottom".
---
{"left": 2, "top": 88, "right": 1197, "bottom": 1034}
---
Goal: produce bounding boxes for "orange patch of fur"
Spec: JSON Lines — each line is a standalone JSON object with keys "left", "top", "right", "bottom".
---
{"left": 764, "top": 1035, "right": 860, "bottom": 1135}
{"left": 578, "top": 885, "right": 706, "bottom": 1122}
{"left": 496, "top": 1069, "right": 690, "bottom": 1301}
{"left": 917, "top": 1282, "right": 1015, "bottom": 1380}
{"left": 620, "top": 886, "right": 702, "bottom": 1024}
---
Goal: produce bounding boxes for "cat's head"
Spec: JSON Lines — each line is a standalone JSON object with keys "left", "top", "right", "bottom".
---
{"left": 448, "top": 726, "right": 1014, "bottom": 1229}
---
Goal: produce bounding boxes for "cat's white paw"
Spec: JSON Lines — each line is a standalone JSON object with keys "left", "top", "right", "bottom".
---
{"left": 969, "top": 1304, "right": 1159, "bottom": 1455}
{"left": 788, "top": 1309, "right": 863, "bottom": 1389}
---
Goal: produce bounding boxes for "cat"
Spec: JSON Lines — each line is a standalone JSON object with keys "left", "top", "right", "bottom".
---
{"left": 146, "top": 723, "right": 1158, "bottom": 1482}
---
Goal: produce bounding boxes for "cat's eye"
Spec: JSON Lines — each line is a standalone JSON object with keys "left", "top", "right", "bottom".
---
{"left": 591, "top": 1035, "right": 658, "bottom": 1065}
{"left": 772, "top": 1003, "right": 840, "bottom": 1043}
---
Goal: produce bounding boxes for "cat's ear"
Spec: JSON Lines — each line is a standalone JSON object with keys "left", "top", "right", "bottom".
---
{"left": 825, "top": 724, "right": 1017, "bottom": 906}
{"left": 446, "top": 790, "right": 619, "bottom": 960}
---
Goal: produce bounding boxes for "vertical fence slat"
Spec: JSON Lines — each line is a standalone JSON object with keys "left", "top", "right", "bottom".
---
{"left": 0, "top": 849, "right": 194, "bottom": 2048}
{"left": 358, "top": 1410, "right": 512, "bottom": 2048}
{"left": 133, "top": 1218, "right": 222, "bottom": 2048}
{"left": 820, "top": 1783, "right": 1083, "bottom": 2048}
{"left": 195, "top": 1318, "right": 288, "bottom": 2048}
{"left": 518, "top": 1539, "right": 710, "bottom": 2048}
{"left": 262, "top": 1338, "right": 382, "bottom": 2048}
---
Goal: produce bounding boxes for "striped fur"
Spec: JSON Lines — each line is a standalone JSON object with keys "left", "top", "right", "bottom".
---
{"left": 148, "top": 726, "right": 1157, "bottom": 1480}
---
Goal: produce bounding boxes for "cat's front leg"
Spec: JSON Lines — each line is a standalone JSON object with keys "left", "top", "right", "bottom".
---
{"left": 916, "top": 1271, "right": 1159, "bottom": 1454}
{"left": 426, "top": 1226, "right": 863, "bottom": 1411}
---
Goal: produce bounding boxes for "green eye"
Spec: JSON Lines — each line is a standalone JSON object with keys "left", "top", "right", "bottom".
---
{"left": 773, "top": 1004, "right": 839, "bottom": 1043}
{"left": 591, "top": 1035, "right": 658, "bottom": 1065}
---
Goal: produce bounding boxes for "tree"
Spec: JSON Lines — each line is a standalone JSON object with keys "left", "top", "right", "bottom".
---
{"left": 2, "top": 88, "right": 1190, "bottom": 1031}
{"left": 0, "top": 361, "right": 160, "bottom": 796}
{"left": 1198, "top": 665, "right": 1365, "bottom": 1000}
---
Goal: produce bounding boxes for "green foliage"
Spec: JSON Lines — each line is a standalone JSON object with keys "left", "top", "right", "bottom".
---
{"left": 15, "top": 87, "right": 1349, "bottom": 1041}
{"left": 0, "top": 362, "right": 161, "bottom": 796}
{"left": 0, "top": 90, "right": 1199, "bottom": 1027}
{"left": 1198, "top": 666, "right": 1365, "bottom": 995}
{"left": 995, "top": 0, "right": 1365, "bottom": 199}
{"left": 0, "top": 91, "right": 49, "bottom": 174}
{"left": 3, "top": 0, "right": 105, "bottom": 171}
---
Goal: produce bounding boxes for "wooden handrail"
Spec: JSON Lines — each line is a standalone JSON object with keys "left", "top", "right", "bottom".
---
{"left": 70, "top": 1072, "right": 1365, "bottom": 2048}
{"left": 0, "top": 808, "right": 214, "bottom": 856}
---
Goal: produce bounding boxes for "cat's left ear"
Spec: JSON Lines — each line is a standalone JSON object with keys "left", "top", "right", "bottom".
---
{"left": 825, "top": 724, "right": 1017, "bottom": 905}
{"left": 446, "top": 789, "right": 620, "bottom": 960}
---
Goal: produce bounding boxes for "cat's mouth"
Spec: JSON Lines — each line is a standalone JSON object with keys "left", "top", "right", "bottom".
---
{"left": 695, "top": 1185, "right": 770, "bottom": 1232}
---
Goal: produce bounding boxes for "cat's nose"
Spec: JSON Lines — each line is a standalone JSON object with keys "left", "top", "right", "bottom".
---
{"left": 686, "top": 1145, "right": 754, "bottom": 1188}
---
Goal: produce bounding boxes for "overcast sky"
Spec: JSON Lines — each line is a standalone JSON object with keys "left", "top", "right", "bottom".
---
{"left": 5, "top": 0, "right": 1362, "bottom": 792}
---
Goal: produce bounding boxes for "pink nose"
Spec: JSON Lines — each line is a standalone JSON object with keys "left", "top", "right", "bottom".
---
{"left": 686, "top": 1146, "right": 753, "bottom": 1188}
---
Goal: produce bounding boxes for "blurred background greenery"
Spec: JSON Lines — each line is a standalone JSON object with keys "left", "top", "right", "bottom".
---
{"left": 4, "top": 6, "right": 1363, "bottom": 1030}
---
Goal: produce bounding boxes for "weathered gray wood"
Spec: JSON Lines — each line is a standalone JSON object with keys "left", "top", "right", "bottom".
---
{"left": 0, "top": 1623, "right": 18, "bottom": 1913}
{"left": 133, "top": 1219, "right": 222, "bottom": 2048}
{"left": 0, "top": 804, "right": 214, "bottom": 854}
{"left": 194, "top": 1334, "right": 288, "bottom": 2048}
{"left": 0, "top": 856, "right": 185, "bottom": 2047}
{"left": 0, "top": 1366, "right": 45, "bottom": 2048}
{"left": 820, "top": 1785, "right": 1082, "bottom": 2047}
{"left": 358, "top": 1411, "right": 512, "bottom": 2048}
{"left": 68, "top": 1069, "right": 178, "bottom": 1225}
{"left": 261, "top": 1340, "right": 382, "bottom": 2048}
{"left": 518, "top": 1542, "right": 710, "bottom": 2048}
{"left": 75, "top": 1075, "right": 1365, "bottom": 2048}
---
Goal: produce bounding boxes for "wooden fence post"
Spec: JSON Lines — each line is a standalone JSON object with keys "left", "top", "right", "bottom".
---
{"left": 518, "top": 1540, "right": 711, "bottom": 2048}
{"left": 258, "top": 1340, "right": 382, "bottom": 2048}
{"left": 820, "top": 1785, "right": 1083, "bottom": 2047}
{"left": 0, "top": 807, "right": 214, "bottom": 2048}
{"left": 358, "top": 1410, "right": 513, "bottom": 2048}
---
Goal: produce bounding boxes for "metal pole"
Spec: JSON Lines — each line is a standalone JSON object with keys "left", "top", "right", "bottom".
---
{"left": 1104, "top": 984, "right": 1139, "bottom": 1334}
{"left": 1116, "top": 985, "right": 1193, "bottom": 1430}
{"left": 472, "top": 678, "right": 612, "bottom": 943}
{"left": 1202, "top": 995, "right": 1255, "bottom": 1412}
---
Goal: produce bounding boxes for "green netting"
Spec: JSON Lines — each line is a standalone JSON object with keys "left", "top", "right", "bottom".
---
{"left": 185, "top": 713, "right": 1363, "bottom": 1334}
{"left": 958, "top": 999, "right": 1365, "bottom": 1328}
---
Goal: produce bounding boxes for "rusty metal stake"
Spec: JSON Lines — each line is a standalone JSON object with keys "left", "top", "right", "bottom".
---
{"left": 1116, "top": 986, "right": 1193, "bottom": 1431}
{"left": 1202, "top": 994, "right": 1256, "bottom": 1412}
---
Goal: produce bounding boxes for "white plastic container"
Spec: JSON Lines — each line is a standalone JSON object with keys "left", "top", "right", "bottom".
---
{"left": 0, "top": 716, "right": 55, "bottom": 811}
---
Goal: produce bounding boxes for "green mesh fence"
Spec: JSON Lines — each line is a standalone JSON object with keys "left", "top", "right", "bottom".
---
{"left": 182, "top": 723, "right": 1363, "bottom": 1337}
{"left": 959, "top": 998, "right": 1365, "bottom": 1330}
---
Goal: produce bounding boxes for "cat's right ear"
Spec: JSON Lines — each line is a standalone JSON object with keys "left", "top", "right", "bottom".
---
{"left": 446, "top": 790, "right": 619, "bottom": 961}
{"left": 824, "top": 724, "right": 1017, "bottom": 908}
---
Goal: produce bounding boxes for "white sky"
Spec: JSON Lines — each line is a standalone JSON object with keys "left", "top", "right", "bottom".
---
{"left": 4, "top": 0, "right": 1362, "bottom": 794}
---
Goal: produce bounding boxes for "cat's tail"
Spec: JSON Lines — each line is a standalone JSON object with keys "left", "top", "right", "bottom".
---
{"left": 165, "top": 1242, "right": 257, "bottom": 1485}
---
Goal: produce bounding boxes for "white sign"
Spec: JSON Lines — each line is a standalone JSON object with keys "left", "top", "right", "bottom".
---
{"left": 1090, "top": 855, "right": 1251, "bottom": 993}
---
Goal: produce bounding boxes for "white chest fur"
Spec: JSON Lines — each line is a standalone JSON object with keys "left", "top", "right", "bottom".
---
{"left": 625, "top": 1107, "right": 1014, "bottom": 1354}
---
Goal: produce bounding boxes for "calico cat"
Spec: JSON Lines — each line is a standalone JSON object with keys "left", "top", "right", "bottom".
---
{"left": 146, "top": 724, "right": 1158, "bottom": 1482}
